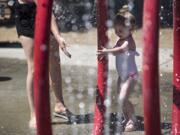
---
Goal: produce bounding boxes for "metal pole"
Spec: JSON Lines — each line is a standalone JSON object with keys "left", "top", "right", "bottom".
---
{"left": 172, "top": 0, "right": 180, "bottom": 134}
{"left": 93, "top": 0, "right": 108, "bottom": 134}
{"left": 34, "top": 0, "right": 53, "bottom": 135}
{"left": 143, "top": 0, "right": 161, "bottom": 135}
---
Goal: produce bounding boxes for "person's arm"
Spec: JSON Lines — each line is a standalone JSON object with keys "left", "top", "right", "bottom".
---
{"left": 28, "top": 0, "right": 71, "bottom": 58}
{"left": 50, "top": 14, "right": 65, "bottom": 48}
{"left": 50, "top": 14, "right": 71, "bottom": 58}
{"left": 97, "top": 41, "right": 129, "bottom": 55}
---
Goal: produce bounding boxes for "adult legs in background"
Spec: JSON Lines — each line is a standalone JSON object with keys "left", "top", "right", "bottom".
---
{"left": 49, "top": 36, "right": 67, "bottom": 113}
{"left": 19, "top": 36, "right": 35, "bottom": 128}
{"left": 20, "top": 35, "right": 72, "bottom": 129}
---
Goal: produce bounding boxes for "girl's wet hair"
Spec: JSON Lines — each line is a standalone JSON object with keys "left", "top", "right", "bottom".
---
{"left": 114, "top": 5, "right": 136, "bottom": 30}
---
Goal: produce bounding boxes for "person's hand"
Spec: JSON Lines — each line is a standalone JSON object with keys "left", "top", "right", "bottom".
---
{"left": 57, "top": 36, "right": 71, "bottom": 58}
{"left": 61, "top": 47, "right": 71, "bottom": 58}
{"left": 97, "top": 46, "right": 109, "bottom": 60}
{"left": 97, "top": 46, "right": 108, "bottom": 55}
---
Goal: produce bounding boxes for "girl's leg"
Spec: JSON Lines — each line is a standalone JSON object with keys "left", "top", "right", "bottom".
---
{"left": 118, "top": 77, "right": 137, "bottom": 129}
{"left": 125, "top": 100, "right": 137, "bottom": 122}
{"left": 49, "top": 36, "right": 66, "bottom": 113}
{"left": 117, "top": 77, "right": 131, "bottom": 119}
{"left": 19, "top": 36, "right": 35, "bottom": 128}
{"left": 117, "top": 76, "right": 128, "bottom": 121}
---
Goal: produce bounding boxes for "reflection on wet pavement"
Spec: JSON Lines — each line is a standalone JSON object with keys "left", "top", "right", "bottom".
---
{"left": 0, "top": 58, "right": 172, "bottom": 135}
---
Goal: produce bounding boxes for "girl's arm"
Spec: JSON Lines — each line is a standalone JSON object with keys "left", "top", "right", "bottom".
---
{"left": 97, "top": 41, "right": 128, "bottom": 55}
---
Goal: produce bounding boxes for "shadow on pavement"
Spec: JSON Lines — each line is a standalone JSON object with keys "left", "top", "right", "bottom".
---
{"left": 0, "top": 76, "right": 12, "bottom": 81}
{"left": 52, "top": 113, "right": 94, "bottom": 125}
{"left": 52, "top": 113, "right": 171, "bottom": 134}
{"left": 0, "top": 42, "right": 21, "bottom": 48}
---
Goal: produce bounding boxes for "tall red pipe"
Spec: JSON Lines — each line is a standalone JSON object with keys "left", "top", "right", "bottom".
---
{"left": 172, "top": 0, "right": 180, "bottom": 135}
{"left": 93, "top": 0, "right": 108, "bottom": 134}
{"left": 143, "top": 0, "right": 161, "bottom": 135}
{"left": 34, "top": 0, "right": 53, "bottom": 135}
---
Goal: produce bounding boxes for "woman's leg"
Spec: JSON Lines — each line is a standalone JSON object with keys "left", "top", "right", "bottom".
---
{"left": 49, "top": 36, "right": 66, "bottom": 112}
{"left": 19, "top": 36, "right": 35, "bottom": 128}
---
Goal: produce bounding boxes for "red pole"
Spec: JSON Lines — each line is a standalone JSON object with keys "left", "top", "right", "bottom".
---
{"left": 34, "top": 0, "right": 53, "bottom": 135}
{"left": 172, "top": 0, "right": 180, "bottom": 135}
{"left": 143, "top": 0, "right": 161, "bottom": 135}
{"left": 93, "top": 0, "right": 108, "bottom": 134}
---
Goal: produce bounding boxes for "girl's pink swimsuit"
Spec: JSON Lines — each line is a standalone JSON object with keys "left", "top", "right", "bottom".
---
{"left": 115, "top": 50, "right": 139, "bottom": 81}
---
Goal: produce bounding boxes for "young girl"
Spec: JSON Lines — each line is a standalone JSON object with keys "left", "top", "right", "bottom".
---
{"left": 14, "top": 0, "right": 72, "bottom": 128}
{"left": 97, "top": 6, "right": 138, "bottom": 132}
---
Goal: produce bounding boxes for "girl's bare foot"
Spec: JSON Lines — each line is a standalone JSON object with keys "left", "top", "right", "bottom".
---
{"left": 124, "top": 120, "right": 137, "bottom": 132}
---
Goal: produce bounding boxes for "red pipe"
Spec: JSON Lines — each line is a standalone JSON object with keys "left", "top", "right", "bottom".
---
{"left": 34, "top": 0, "right": 53, "bottom": 135}
{"left": 93, "top": 0, "right": 108, "bottom": 134}
{"left": 172, "top": 0, "right": 180, "bottom": 135}
{"left": 143, "top": 0, "right": 161, "bottom": 135}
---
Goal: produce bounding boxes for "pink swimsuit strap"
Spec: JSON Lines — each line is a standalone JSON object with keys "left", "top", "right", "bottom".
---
{"left": 129, "top": 72, "right": 138, "bottom": 79}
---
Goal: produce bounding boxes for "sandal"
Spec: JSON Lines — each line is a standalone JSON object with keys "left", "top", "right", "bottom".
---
{"left": 124, "top": 120, "right": 137, "bottom": 132}
{"left": 53, "top": 109, "right": 76, "bottom": 122}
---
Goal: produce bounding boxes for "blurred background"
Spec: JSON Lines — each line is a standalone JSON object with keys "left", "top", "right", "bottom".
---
{"left": 0, "top": 0, "right": 172, "bottom": 30}
{"left": 0, "top": 1, "right": 173, "bottom": 135}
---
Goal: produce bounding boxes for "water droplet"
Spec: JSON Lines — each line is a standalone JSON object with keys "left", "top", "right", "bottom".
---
{"left": 125, "top": 19, "right": 131, "bottom": 27}
{"left": 104, "top": 99, "right": 111, "bottom": 107}
{"left": 65, "top": 77, "right": 71, "bottom": 84}
{"left": 88, "top": 87, "right": 94, "bottom": 96}
{"left": 69, "top": 96, "right": 75, "bottom": 103}
{"left": 176, "top": 78, "right": 180, "bottom": 82}
{"left": 85, "top": 21, "right": 92, "bottom": 29}
{"left": 67, "top": 86, "right": 73, "bottom": 93}
{"left": 72, "top": 25, "right": 78, "bottom": 31}
{"left": 53, "top": 51, "right": 59, "bottom": 58}
{"left": 128, "top": 0, "right": 134, "bottom": 11}
{"left": 85, "top": 2, "right": 91, "bottom": 9}
{"left": 76, "top": 60, "right": 82, "bottom": 66}
{"left": 79, "top": 102, "right": 85, "bottom": 109}
{"left": 143, "top": 65, "right": 149, "bottom": 70}
{"left": 82, "top": 14, "right": 89, "bottom": 21}
{"left": 77, "top": 93, "right": 83, "bottom": 99}
{"left": 106, "top": 20, "right": 113, "bottom": 27}
{"left": 88, "top": 68, "right": 95, "bottom": 75}
{"left": 107, "top": 77, "right": 112, "bottom": 86}
{"left": 40, "top": 44, "right": 47, "bottom": 51}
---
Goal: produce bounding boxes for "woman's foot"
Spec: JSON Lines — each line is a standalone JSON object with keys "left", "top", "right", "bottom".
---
{"left": 54, "top": 103, "right": 76, "bottom": 122}
{"left": 29, "top": 117, "right": 36, "bottom": 129}
{"left": 53, "top": 109, "right": 75, "bottom": 121}
{"left": 54, "top": 102, "right": 66, "bottom": 112}
{"left": 124, "top": 120, "right": 137, "bottom": 132}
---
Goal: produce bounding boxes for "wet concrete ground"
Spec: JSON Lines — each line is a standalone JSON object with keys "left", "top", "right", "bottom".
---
{"left": 0, "top": 58, "right": 172, "bottom": 135}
